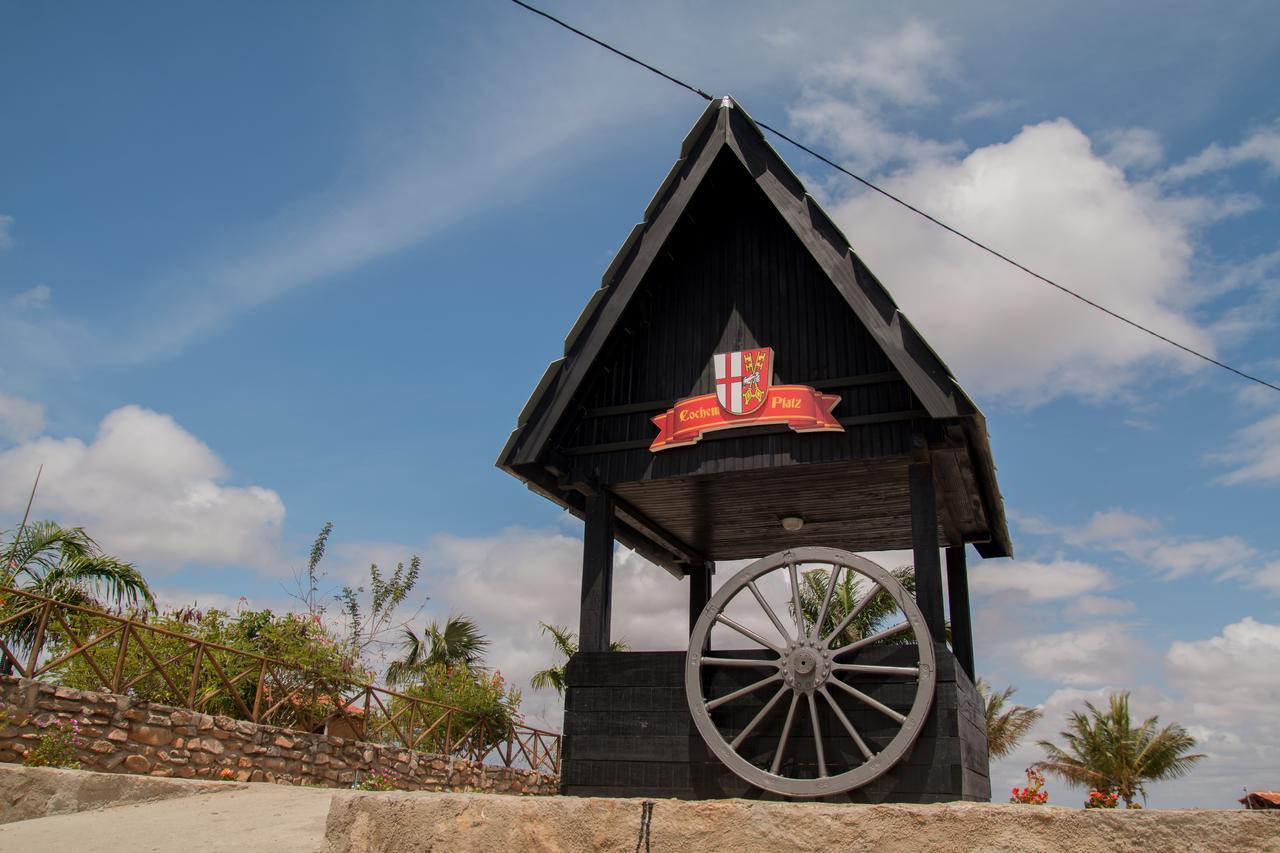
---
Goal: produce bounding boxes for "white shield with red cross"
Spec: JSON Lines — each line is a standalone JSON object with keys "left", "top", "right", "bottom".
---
{"left": 714, "top": 347, "right": 772, "bottom": 415}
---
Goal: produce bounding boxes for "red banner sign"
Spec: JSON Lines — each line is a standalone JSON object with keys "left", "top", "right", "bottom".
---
{"left": 650, "top": 384, "right": 844, "bottom": 452}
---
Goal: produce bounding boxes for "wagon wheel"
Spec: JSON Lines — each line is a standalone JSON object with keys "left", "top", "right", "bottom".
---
{"left": 686, "top": 546, "right": 936, "bottom": 798}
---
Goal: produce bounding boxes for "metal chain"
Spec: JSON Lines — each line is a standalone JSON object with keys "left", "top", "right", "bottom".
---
{"left": 634, "top": 800, "right": 654, "bottom": 853}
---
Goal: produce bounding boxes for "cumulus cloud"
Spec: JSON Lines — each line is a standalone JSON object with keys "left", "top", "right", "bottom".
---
{"left": 0, "top": 393, "right": 45, "bottom": 443}
{"left": 1015, "top": 623, "right": 1144, "bottom": 686}
{"left": 823, "top": 118, "right": 1220, "bottom": 404}
{"left": 0, "top": 405, "right": 285, "bottom": 574}
{"left": 968, "top": 558, "right": 1110, "bottom": 602}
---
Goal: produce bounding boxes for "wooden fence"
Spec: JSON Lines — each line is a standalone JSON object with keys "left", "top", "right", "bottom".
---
{"left": 0, "top": 587, "right": 560, "bottom": 775}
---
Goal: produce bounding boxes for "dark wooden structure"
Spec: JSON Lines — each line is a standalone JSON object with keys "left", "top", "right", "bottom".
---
{"left": 498, "top": 97, "right": 1011, "bottom": 802}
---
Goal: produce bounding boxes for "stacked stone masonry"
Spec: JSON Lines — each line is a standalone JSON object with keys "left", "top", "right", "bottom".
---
{"left": 0, "top": 676, "right": 557, "bottom": 795}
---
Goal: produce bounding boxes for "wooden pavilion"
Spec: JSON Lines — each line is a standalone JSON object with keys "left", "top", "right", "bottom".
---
{"left": 498, "top": 97, "right": 1011, "bottom": 801}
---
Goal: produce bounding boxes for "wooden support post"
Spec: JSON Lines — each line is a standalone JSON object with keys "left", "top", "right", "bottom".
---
{"left": 579, "top": 492, "right": 615, "bottom": 653}
{"left": 687, "top": 562, "right": 714, "bottom": 635}
{"left": 909, "top": 460, "right": 946, "bottom": 644}
{"left": 946, "top": 545, "right": 976, "bottom": 681}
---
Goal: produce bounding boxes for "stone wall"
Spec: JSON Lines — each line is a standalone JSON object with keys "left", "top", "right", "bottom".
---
{"left": 0, "top": 676, "right": 557, "bottom": 795}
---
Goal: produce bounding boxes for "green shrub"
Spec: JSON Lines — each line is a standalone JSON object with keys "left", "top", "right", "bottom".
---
{"left": 23, "top": 717, "right": 82, "bottom": 769}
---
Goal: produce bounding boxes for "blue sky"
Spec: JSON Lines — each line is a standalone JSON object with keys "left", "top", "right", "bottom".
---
{"left": 2, "top": 2, "right": 1278, "bottom": 807}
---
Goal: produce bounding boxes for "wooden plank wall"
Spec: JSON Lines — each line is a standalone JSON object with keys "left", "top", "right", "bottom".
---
{"left": 558, "top": 152, "right": 924, "bottom": 487}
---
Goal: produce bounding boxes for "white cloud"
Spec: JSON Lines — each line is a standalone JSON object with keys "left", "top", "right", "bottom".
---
{"left": 0, "top": 214, "right": 12, "bottom": 252}
{"left": 1028, "top": 508, "right": 1266, "bottom": 584}
{"left": 788, "top": 21, "right": 964, "bottom": 174}
{"left": 811, "top": 20, "right": 951, "bottom": 108}
{"left": 823, "top": 118, "right": 1221, "bottom": 404}
{"left": 1162, "top": 618, "right": 1280, "bottom": 801}
{"left": 0, "top": 405, "right": 285, "bottom": 574}
{"left": 10, "top": 284, "right": 51, "bottom": 310}
{"left": 956, "top": 99, "right": 1013, "bottom": 122}
{"left": 1015, "top": 623, "right": 1143, "bottom": 686}
{"left": 1162, "top": 125, "right": 1280, "bottom": 183}
{"left": 1100, "top": 128, "right": 1164, "bottom": 172}
{"left": 969, "top": 558, "right": 1110, "bottom": 601}
{"left": 0, "top": 393, "right": 45, "bottom": 443}
{"left": 1213, "top": 411, "right": 1280, "bottom": 485}
{"left": 408, "top": 528, "right": 685, "bottom": 730}
{"left": 1253, "top": 562, "right": 1280, "bottom": 595}
{"left": 1063, "top": 595, "right": 1137, "bottom": 618}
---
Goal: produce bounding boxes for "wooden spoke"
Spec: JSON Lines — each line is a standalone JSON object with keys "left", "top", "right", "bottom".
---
{"left": 828, "top": 676, "right": 907, "bottom": 724}
{"left": 747, "top": 580, "right": 793, "bottom": 644}
{"left": 821, "top": 581, "right": 881, "bottom": 648}
{"left": 730, "top": 684, "right": 789, "bottom": 749}
{"left": 701, "top": 656, "right": 780, "bottom": 668}
{"left": 813, "top": 563, "right": 841, "bottom": 640}
{"left": 705, "top": 672, "right": 782, "bottom": 711}
{"left": 769, "top": 691, "right": 801, "bottom": 775}
{"left": 36, "top": 618, "right": 121, "bottom": 684}
{"left": 714, "top": 614, "right": 785, "bottom": 655}
{"left": 831, "top": 621, "right": 912, "bottom": 657}
{"left": 820, "top": 687, "right": 874, "bottom": 761}
{"left": 807, "top": 692, "right": 828, "bottom": 778}
{"left": 832, "top": 663, "right": 920, "bottom": 677}
{"left": 0, "top": 602, "right": 42, "bottom": 630}
{"left": 788, "top": 561, "right": 805, "bottom": 637}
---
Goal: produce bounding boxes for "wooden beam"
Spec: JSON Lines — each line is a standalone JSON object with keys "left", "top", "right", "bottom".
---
{"left": 580, "top": 493, "right": 615, "bottom": 653}
{"left": 946, "top": 545, "right": 975, "bottom": 681}
{"left": 612, "top": 493, "right": 706, "bottom": 566}
{"left": 686, "top": 562, "right": 714, "bottom": 640}
{"left": 909, "top": 459, "right": 946, "bottom": 643}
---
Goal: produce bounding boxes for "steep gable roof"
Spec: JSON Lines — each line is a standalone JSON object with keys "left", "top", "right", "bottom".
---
{"left": 498, "top": 96, "right": 1010, "bottom": 560}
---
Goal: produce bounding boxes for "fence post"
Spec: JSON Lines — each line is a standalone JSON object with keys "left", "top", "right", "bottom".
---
{"left": 253, "top": 661, "right": 267, "bottom": 723}
{"left": 24, "top": 602, "right": 52, "bottom": 677}
{"left": 111, "top": 623, "right": 131, "bottom": 693}
{"left": 189, "top": 642, "right": 205, "bottom": 708}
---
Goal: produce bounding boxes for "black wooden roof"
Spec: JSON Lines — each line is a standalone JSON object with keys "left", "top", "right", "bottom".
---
{"left": 497, "top": 97, "right": 1012, "bottom": 568}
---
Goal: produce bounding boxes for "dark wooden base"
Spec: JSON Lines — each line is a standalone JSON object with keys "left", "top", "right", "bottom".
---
{"left": 562, "top": 647, "right": 990, "bottom": 803}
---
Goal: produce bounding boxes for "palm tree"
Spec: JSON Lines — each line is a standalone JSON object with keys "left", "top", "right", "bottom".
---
{"left": 385, "top": 615, "right": 489, "bottom": 687}
{"left": 977, "top": 678, "right": 1042, "bottom": 759}
{"left": 1036, "top": 692, "right": 1205, "bottom": 806}
{"left": 1, "top": 520, "right": 153, "bottom": 673}
{"left": 530, "top": 622, "right": 627, "bottom": 695}
{"left": 794, "top": 565, "right": 920, "bottom": 647}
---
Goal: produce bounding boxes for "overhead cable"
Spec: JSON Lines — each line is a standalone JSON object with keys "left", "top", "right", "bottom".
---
{"left": 507, "top": 0, "right": 1280, "bottom": 395}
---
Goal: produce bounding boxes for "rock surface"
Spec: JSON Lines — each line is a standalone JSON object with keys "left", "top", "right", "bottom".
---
{"left": 325, "top": 792, "right": 1280, "bottom": 852}
{"left": 0, "top": 764, "right": 240, "bottom": 824}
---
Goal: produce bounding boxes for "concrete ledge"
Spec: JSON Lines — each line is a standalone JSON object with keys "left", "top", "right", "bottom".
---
{"left": 0, "top": 764, "right": 243, "bottom": 824}
{"left": 325, "top": 791, "right": 1280, "bottom": 852}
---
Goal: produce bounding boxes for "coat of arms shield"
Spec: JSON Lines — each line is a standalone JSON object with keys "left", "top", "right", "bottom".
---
{"left": 714, "top": 348, "right": 772, "bottom": 415}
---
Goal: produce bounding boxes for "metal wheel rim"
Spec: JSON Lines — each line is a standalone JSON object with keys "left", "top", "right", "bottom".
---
{"left": 685, "top": 546, "right": 936, "bottom": 798}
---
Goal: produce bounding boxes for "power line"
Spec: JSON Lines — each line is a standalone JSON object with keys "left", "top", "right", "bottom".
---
{"left": 507, "top": 0, "right": 1280, "bottom": 395}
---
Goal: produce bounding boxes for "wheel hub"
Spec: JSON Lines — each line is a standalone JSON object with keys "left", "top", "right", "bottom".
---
{"left": 783, "top": 642, "right": 830, "bottom": 691}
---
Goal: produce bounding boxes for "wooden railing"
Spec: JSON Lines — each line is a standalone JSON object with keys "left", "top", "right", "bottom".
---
{"left": 0, "top": 587, "right": 560, "bottom": 775}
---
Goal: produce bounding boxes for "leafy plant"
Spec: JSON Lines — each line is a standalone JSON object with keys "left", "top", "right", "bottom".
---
{"left": 23, "top": 717, "right": 82, "bottom": 769}
{"left": 1036, "top": 692, "right": 1205, "bottom": 807}
{"left": 1009, "top": 767, "right": 1048, "bottom": 804}
{"left": 0, "top": 521, "right": 154, "bottom": 673}
{"left": 336, "top": 555, "right": 423, "bottom": 658}
{"left": 1085, "top": 789, "right": 1119, "bottom": 809}
{"left": 381, "top": 663, "right": 521, "bottom": 755}
{"left": 50, "top": 606, "right": 367, "bottom": 729}
{"left": 530, "top": 622, "right": 627, "bottom": 695}
{"left": 978, "top": 678, "right": 1042, "bottom": 760}
{"left": 794, "top": 565, "right": 920, "bottom": 647}
{"left": 352, "top": 768, "right": 399, "bottom": 791}
{"left": 386, "top": 616, "right": 490, "bottom": 688}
